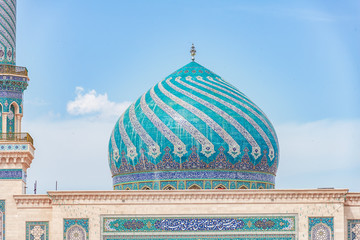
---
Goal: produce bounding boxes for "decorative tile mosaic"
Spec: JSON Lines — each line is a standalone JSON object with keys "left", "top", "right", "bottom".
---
{"left": 348, "top": 219, "right": 360, "bottom": 240}
{"left": 160, "top": 79, "right": 240, "bottom": 158}
{"left": 108, "top": 61, "right": 279, "bottom": 190}
{"left": 170, "top": 77, "right": 257, "bottom": 157}
{"left": 0, "top": 98, "right": 23, "bottom": 113}
{"left": 102, "top": 216, "right": 295, "bottom": 233}
{"left": 114, "top": 180, "right": 274, "bottom": 190}
{"left": 102, "top": 234, "right": 296, "bottom": 240}
{"left": 140, "top": 93, "right": 187, "bottom": 158}
{"left": 64, "top": 218, "right": 89, "bottom": 240}
{"left": 186, "top": 75, "right": 272, "bottom": 159}
{"left": 129, "top": 103, "right": 161, "bottom": 159}
{"left": 150, "top": 85, "right": 215, "bottom": 158}
{"left": 308, "top": 217, "right": 333, "bottom": 240}
{"left": 6, "top": 104, "right": 15, "bottom": 133}
{"left": 26, "top": 221, "right": 49, "bottom": 240}
{"left": 0, "top": 144, "right": 28, "bottom": 151}
{"left": 113, "top": 170, "right": 275, "bottom": 190}
{"left": 0, "top": 169, "right": 24, "bottom": 180}
{"left": 101, "top": 215, "right": 295, "bottom": 240}
{"left": 0, "top": 200, "right": 4, "bottom": 240}
{"left": 0, "top": 0, "right": 16, "bottom": 64}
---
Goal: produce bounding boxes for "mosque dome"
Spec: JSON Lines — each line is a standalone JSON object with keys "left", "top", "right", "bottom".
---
{"left": 108, "top": 58, "right": 279, "bottom": 190}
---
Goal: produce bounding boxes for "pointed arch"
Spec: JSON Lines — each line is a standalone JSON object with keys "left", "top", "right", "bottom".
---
{"left": 163, "top": 184, "right": 176, "bottom": 190}
{"left": 66, "top": 224, "right": 86, "bottom": 240}
{"left": 258, "top": 186, "right": 264, "bottom": 189}
{"left": 239, "top": 185, "right": 248, "bottom": 190}
{"left": 141, "top": 186, "right": 151, "bottom": 190}
{"left": 9, "top": 101, "right": 19, "bottom": 114}
{"left": 124, "top": 187, "right": 131, "bottom": 190}
{"left": 215, "top": 184, "right": 227, "bottom": 190}
{"left": 188, "top": 184, "right": 201, "bottom": 190}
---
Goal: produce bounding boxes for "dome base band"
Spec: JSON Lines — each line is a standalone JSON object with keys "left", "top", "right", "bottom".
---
{"left": 112, "top": 170, "right": 275, "bottom": 190}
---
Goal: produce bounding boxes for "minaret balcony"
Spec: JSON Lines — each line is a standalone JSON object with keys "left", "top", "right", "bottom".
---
{"left": 0, "top": 64, "right": 28, "bottom": 77}
{"left": 0, "top": 132, "right": 33, "bottom": 145}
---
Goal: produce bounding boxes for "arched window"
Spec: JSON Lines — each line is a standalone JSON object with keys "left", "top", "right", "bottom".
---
{"left": 239, "top": 185, "right": 248, "bottom": 190}
{"left": 258, "top": 186, "right": 264, "bottom": 189}
{"left": 163, "top": 185, "right": 176, "bottom": 190}
{"left": 188, "top": 184, "right": 201, "bottom": 190}
{"left": 66, "top": 225, "right": 86, "bottom": 240}
{"left": 6, "top": 104, "right": 15, "bottom": 133}
{"left": 311, "top": 223, "right": 331, "bottom": 240}
{"left": 141, "top": 186, "right": 151, "bottom": 190}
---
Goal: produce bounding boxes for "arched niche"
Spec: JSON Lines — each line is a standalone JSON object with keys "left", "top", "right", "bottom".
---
{"left": 311, "top": 223, "right": 332, "bottom": 240}
{"left": 9, "top": 101, "right": 20, "bottom": 114}
{"left": 215, "top": 184, "right": 227, "bottom": 190}
{"left": 163, "top": 185, "right": 176, "bottom": 190}
{"left": 6, "top": 103, "right": 16, "bottom": 133}
{"left": 188, "top": 184, "right": 201, "bottom": 190}
{"left": 66, "top": 224, "right": 86, "bottom": 240}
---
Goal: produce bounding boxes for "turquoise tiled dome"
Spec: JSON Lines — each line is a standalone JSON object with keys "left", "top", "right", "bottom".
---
{"left": 109, "top": 61, "right": 279, "bottom": 190}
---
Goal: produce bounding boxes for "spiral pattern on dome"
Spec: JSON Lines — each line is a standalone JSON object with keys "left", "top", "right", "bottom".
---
{"left": 109, "top": 62, "right": 279, "bottom": 190}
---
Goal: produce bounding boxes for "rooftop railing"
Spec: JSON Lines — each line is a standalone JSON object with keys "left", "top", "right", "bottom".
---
{"left": 0, "top": 132, "right": 33, "bottom": 145}
{"left": 0, "top": 64, "right": 28, "bottom": 77}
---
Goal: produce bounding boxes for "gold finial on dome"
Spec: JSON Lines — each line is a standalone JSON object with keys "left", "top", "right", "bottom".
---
{"left": 190, "top": 44, "right": 196, "bottom": 62}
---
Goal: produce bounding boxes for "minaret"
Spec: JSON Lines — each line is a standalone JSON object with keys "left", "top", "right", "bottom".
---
{"left": 0, "top": 0, "right": 34, "bottom": 195}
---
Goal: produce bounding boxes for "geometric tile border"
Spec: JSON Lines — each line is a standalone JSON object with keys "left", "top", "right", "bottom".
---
{"left": 64, "top": 218, "right": 89, "bottom": 240}
{"left": 0, "top": 169, "right": 24, "bottom": 180}
{"left": 103, "top": 216, "right": 295, "bottom": 233}
{"left": 308, "top": 217, "right": 334, "bottom": 240}
{"left": 102, "top": 234, "right": 296, "bottom": 240}
{"left": 348, "top": 219, "right": 360, "bottom": 240}
{"left": 0, "top": 144, "right": 28, "bottom": 151}
{"left": 26, "top": 221, "right": 49, "bottom": 240}
{"left": 101, "top": 215, "right": 296, "bottom": 240}
{"left": 0, "top": 200, "right": 4, "bottom": 240}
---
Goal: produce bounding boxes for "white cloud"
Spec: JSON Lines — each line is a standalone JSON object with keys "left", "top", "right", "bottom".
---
{"left": 67, "top": 87, "right": 131, "bottom": 118}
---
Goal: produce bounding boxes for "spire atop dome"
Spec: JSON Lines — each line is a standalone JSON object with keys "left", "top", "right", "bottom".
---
{"left": 190, "top": 44, "right": 196, "bottom": 61}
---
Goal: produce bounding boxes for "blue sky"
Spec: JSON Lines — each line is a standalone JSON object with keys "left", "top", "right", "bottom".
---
{"left": 15, "top": 0, "right": 360, "bottom": 193}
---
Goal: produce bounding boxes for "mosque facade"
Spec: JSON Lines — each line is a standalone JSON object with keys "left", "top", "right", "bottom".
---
{"left": 1, "top": 1, "right": 360, "bottom": 239}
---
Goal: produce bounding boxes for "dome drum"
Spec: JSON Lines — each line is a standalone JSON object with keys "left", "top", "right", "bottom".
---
{"left": 109, "top": 62, "right": 279, "bottom": 190}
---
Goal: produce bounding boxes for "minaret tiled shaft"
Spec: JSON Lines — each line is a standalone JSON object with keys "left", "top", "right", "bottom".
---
{"left": 0, "top": 0, "right": 16, "bottom": 65}
{"left": 0, "top": 0, "right": 33, "bottom": 195}
{"left": 0, "top": 0, "right": 28, "bottom": 134}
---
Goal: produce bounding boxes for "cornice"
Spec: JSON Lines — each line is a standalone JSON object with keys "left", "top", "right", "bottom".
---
{"left": 13, "top": 189, "right": 350, "bottom": 208}
{"left": 13, "top": 195, "right": 52, "bottom": 209}
{"left": 0, "top": 151, "right": 34, "bottom": 169}
{"left": 345, "top": 192, "right": 360, "bottom": 206}
{"left": 34, "top": 189, "right": 349, "bottom": 205}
